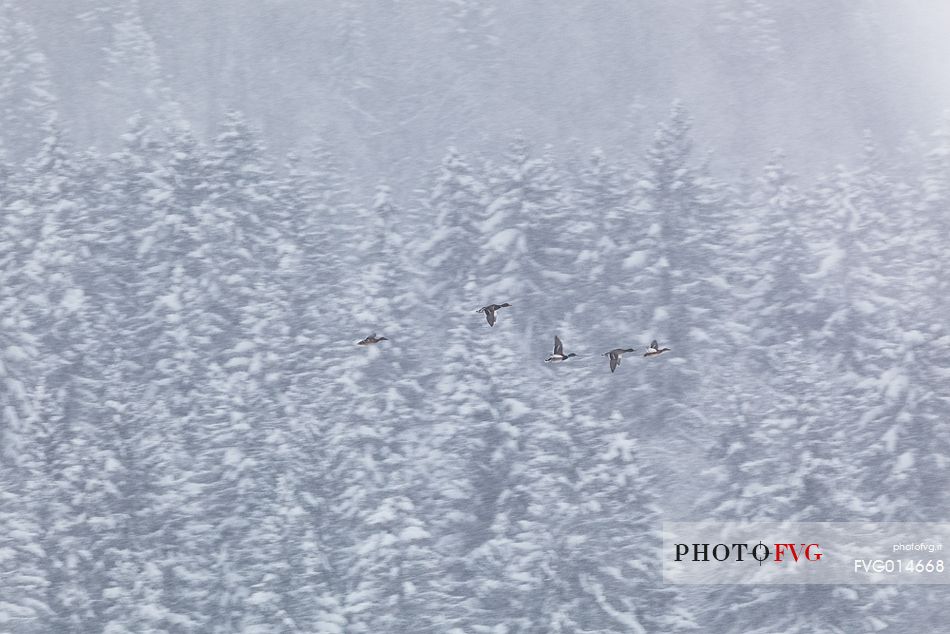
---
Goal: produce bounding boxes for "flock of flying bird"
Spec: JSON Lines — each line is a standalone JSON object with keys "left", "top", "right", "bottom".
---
{"left": 357, "top": 302, "right": 671, "bottom": 373}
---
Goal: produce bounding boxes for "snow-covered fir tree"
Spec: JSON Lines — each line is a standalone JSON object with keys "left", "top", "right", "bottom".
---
{"left": 98, "top": 0, "right": 183, "bottom": 137}
{"left": 0, "top": 1, "right": 58, "bottom": 161}
{"left": 0, "top": 90, "right": 946, "bottom": 632}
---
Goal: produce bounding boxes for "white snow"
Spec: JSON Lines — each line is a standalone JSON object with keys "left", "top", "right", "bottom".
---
{"left": 60, "top": 288, "right": 85, "bottom": 312}
{"left": 879, "top": 367, "right": 908, "bottom": 402}
{"left": 3, "top": 346, "right": 29, "bottom": 362}
{"left": 233, "top": 340, "right": 255, "bottom": 353}
{"left": 502, "top": 398, "right": 531, "bottom": 418}
{"left": 622, "top": 251, "right": 648, "bottom": 269}
{"left": 247, "top": 591, "right": 279, "bottom": 605}
{"left": 603, "top": 433, "right": 636, "bottom": 462}
{"left": 881, "top": 426, "right": 899, "bottom": 453}
{"left": 399, "top": 526, "right": 430, "bottom": 541}
{"left": 157, "top": 292, "right": 182, "bottom": 311}
{"left": 704, "top": 274, "right": 730, "bottom": 290}
{"left": 485, "top": 228, "right": 525, "bottom": 252}
{"left": 223, "top": 447, "right": 243, "bottom": 466}
{"left": 893, "top": 451, "right": 914, "bottom": 474}
{"left": 805, "top": 243, "right": 844, "bottom": 278}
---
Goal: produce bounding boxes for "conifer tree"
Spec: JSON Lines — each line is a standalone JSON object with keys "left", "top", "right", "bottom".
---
{"left": 0, "top": 1, "right": 58, "bottom": 161}
{"left": 0, "top": 144, "right": 49, "bottom": 632}
{"left": 416, "top": 147, "right": 486, "bottom": 304}
{"left": 570, "top": 147, "right": 634, "bottom": 330}
{"left": 636, "top": 102, "right": 729, "bottom": 421}
{"left": 480, "top": 135, "right": 563, "bottom": 326}
{"left": 98, "top": 0, "right": 183, "bottom": 135}
{"left": 739, "top": 151, "right": 815, "bottom": 342}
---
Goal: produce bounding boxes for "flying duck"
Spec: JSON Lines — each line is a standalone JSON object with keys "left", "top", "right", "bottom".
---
{"left": 603, "top": 348, "right": 635, "bottom": 373}
{"left": 643, "top": 339, "right": 670, "bottom": 357}
{"left": 545, "top": 335, "right": 576, "bottom": 362}
{"left": 357, "top": 333, "right": 388, "bottom": 346}
{"left": 476, "top": 302, "right": 511, "bottom": 327}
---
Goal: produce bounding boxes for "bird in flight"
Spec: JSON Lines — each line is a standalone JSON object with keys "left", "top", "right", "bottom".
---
{"left": 357, "top": 333, "right": 389, "bottom": 346}
{"left": 603, "top": 348, "right": 635, "bottom": 373}
{"left": 476, "top": 302, "right": 512, "bottom": 327}
{"left": 643, "top": 339, "right": 670, "bottom": 357}
{"left": 545, "top": 335, "right": 577, "bottom": 362}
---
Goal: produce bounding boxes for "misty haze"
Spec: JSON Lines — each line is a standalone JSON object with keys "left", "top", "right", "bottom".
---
{"left": 2, "top": 1, "right": 949, "bottom": 632}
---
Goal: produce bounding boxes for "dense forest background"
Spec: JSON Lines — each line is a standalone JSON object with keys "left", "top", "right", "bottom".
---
{"left": 7, "top": 0, "right": 950, "bottom": 183}
{"left": 2, "top": 1, "right": 950, "bottom": 632}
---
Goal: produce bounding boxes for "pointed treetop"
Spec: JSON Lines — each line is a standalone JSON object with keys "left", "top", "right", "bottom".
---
{"left": 761, "top": 149, "right": 794, "bottom": 189}
{"left": 504, "top": 132, "right": 530, "bottom": 166}
{"left": 647, "top": 101, "right": 694, "bottom": 169}
{"left": 372, "top": 182, "right": 395, "bottom": 215}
